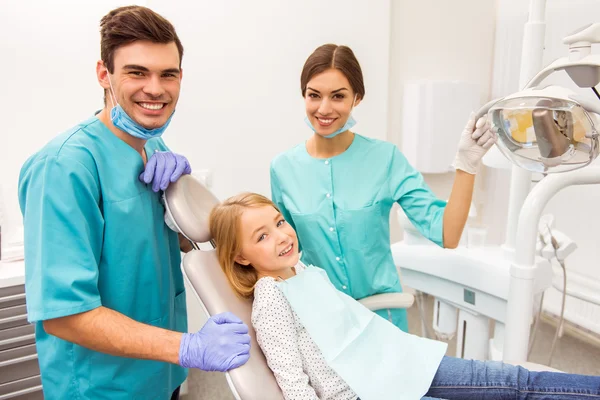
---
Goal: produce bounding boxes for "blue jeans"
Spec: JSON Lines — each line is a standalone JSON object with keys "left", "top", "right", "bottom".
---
{"left": 421, "top": 356, "right": 600, "bottom": 399}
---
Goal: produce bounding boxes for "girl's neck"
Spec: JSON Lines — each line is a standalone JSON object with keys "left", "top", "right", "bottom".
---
{"left": 259, "top": 266, "right": 297, "bottom": 280}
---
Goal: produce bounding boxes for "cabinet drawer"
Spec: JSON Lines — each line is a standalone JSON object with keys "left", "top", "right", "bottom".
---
{"left": 0, "top": 305, "right": 28, "bottom": 331}
{"left": 0, "top": 375, "right": 42, "bottom": 398}
{"left": 0, "top": 354, "right": 40, "bottom": 385}
{"left": 0, "top": 316, "right": 28, "bottom": 332}
{"left": 0, "top": 286, "right": 25, "bottom": 299}
{"left": 0, "top": 344, "right": 36, "bottom": 363}
{"left": 0, "top": 326, "right": 35, "bottom": 352}
{"left": 0, "top": 305, "right": 26, "bottom": 321}
{"left": 0, "top": 286, "right": 26, "bottom": 310}
{"left": 0, "top": 386, "right": 43, "bottom": 400}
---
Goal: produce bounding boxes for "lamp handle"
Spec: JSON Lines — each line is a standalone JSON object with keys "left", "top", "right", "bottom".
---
{"left": 564, "top": 23, "right": 600, "bottom": 47}
{"left": 474, "top": 98, "right": 501, "bottom": 121}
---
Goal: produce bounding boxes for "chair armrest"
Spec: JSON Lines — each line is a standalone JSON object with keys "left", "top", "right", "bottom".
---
{"left": 358, "top": 293, "right": 414, "bottom": 311}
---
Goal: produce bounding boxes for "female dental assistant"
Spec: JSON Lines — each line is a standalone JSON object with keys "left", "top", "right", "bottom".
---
{"left": 270, "top": 44, "right": 496, "bottom": 331}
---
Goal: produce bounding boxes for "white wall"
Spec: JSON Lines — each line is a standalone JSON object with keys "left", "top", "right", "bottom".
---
{"left": 0, "top": 0, "right": 142, "bottom": 242}
{"left": 0, "top": 0, "right": 391, "bottom": 245}
{"left": 386, "top": 0, "right": 497, "bottom": 240}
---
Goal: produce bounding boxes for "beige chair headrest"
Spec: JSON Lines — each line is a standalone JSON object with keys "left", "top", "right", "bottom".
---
{"left": 164, "top": 174, "right": 220, "bottom": 243}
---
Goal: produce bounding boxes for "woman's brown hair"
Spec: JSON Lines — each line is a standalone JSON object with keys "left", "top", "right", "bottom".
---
{"left": 300, "top": 44, "right": 365, "bottom": 100}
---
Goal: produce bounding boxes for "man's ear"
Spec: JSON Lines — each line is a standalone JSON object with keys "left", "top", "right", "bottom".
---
{"left": 235, "top": 254, "right": 251, "bottom": 266}
{"left": 96, "top": 60, "right": 110, "bottom": 90}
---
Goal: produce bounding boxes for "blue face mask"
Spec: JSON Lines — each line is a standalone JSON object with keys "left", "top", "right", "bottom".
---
{"left": 107, "top": 76, "right": 174, "bottom": 140}
{"left": 305, "top": 95, "right": 358, "bottom": 139}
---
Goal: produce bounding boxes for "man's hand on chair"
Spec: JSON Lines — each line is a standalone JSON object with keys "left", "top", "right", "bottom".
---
{"left": 178, "top": 312, "right": 251, "bottom": 372}
{"left": 140, "top": 151, "right": 192, "bottom": 192}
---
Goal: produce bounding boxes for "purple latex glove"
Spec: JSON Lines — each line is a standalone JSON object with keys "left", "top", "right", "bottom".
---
{"left": 179, "top": 312, "right": 251, "bottom": 372}
{"left": 140, "top": 151, "right": 192, "bottom": 192}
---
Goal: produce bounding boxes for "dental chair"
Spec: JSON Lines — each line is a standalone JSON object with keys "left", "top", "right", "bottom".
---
{"left": 164, "top": 176, "right": 559, "bottom": 400}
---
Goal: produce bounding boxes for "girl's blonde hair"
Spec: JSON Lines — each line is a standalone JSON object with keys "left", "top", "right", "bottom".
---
{"left": 209, "top": 192, "right": 279, "bottom": 298}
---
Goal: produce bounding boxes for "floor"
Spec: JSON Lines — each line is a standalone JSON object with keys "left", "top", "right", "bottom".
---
{"left": 182, "top": 294, "right": 600, "bottom": 399}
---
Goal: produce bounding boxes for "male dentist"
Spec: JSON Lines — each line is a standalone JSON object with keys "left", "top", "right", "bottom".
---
{"left": 19, "top": 6, "right": 250, "bottom": 399}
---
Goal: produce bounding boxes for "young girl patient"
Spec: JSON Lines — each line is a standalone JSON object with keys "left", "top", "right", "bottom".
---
{"left": 209, "top": 192, "right": 600, "bottom": 400}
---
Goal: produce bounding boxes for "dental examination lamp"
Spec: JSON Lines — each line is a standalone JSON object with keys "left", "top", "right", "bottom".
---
{"left": 468, "top": 23, "right": 600, "bottom": 361}
{"left": 393, "top": 15, "right": 600, "bottom": 368}
{"left": 476, "top": 23, "right": 600, "bottom": 174}
{"left": 476, "top": 21, "right": 600, "bottom": 363}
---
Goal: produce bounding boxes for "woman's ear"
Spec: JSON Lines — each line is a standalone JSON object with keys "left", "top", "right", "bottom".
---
{"left": 235, "top": 254, "right": 251, "bottom": 266}
{"left": 354, "top": 95, "right": 362, "bottom": 107}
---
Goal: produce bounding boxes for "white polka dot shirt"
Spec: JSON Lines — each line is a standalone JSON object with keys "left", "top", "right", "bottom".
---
{"left": 252, "top": 266, "right": 358, "bottom": 400}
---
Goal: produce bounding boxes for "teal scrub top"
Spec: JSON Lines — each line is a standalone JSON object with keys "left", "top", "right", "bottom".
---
{"left": 18, "top": 116, "right": 187, "bottom": 400}
{"left": 270, "top": 134, "right": 446, "bottom": 331}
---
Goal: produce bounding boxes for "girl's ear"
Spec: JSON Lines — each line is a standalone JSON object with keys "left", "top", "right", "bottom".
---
{"left": 235, "top": 253, "right": 251, "bottom": 266}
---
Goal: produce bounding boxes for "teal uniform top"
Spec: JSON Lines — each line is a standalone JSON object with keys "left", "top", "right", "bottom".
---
{"left": 18, "top": 116, "right": 187, "bottom": 399}
{"left": 270, "top": 134, "right": 446, "bottom": 331}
